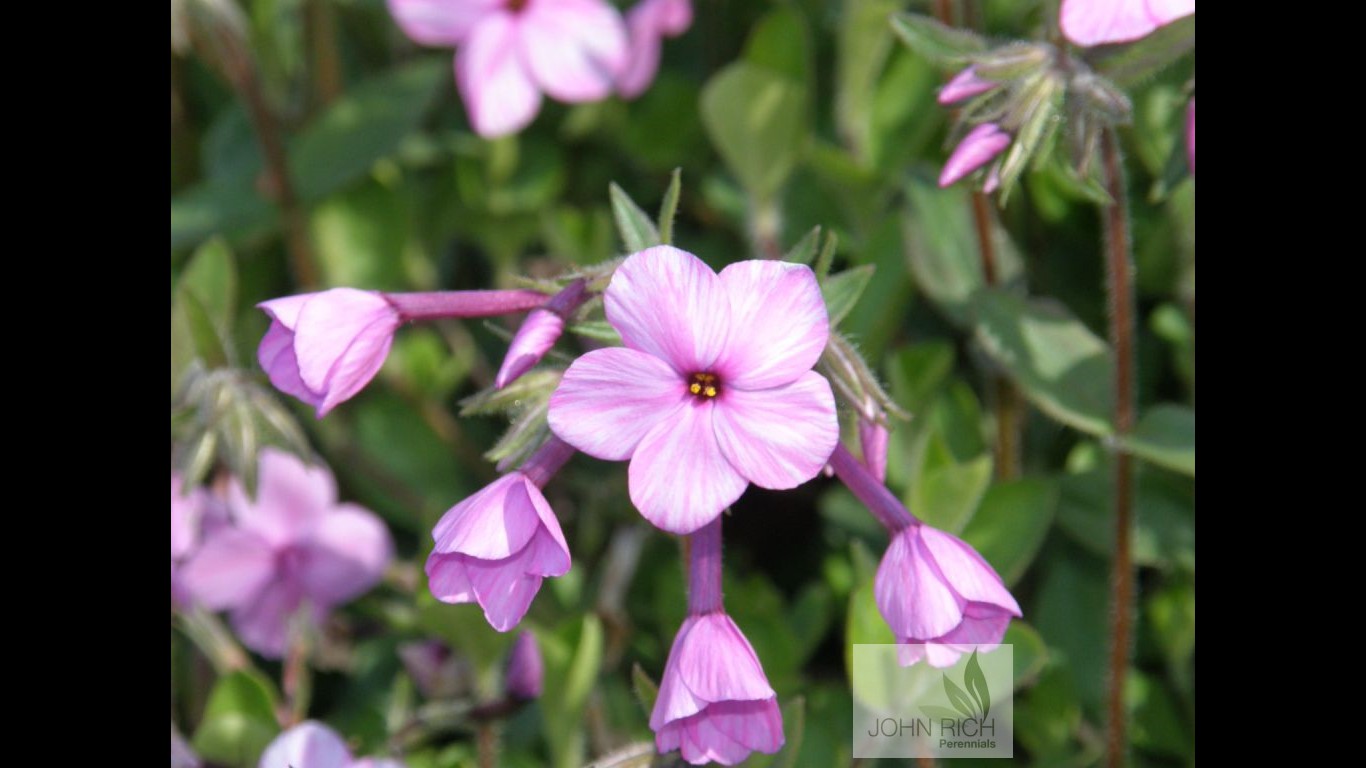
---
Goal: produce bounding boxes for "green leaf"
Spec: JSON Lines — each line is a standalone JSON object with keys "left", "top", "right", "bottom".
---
{"left": 700, "top": 63, "right": 807, "bottom": 204}
{"left": 290, "top": 59, "right": 446, "bottom": 203}
{"left": 821, "top": 265, "right": 875, "bottom": 327}
{"left": 964, "top": 650, "right": 991, "bottom": 719}
{"left": 783, "top": 226, "right": 822, "bottom": 265}
{"left": 631, "top": 662, "right": 659, "bottom": 716}
{"left": 906, "top": 384, "right": 993, "bottom": 533}
{"left": 542, "top": 615, "right": 605, "bottom": 768}
{"left": 1005, "top": 622, "right": 1048, "bottom": 690}
{"left": 903, "top": 178, "right": 1022, "bottom": 327}
{"left": 191, "top": 670, "right": 281, "bottom": 768}
{"left": 942, "top": 674, "right": 977, "bottom": 719}
{"left": 836, "top": 0, "right": 905, "bottom": 164}
{"left": 972, "top": 289, "right": 1114, "bottom": 436}
{"left": 813, "top": 229, "right": 839, "bottom": 281}
{"left": 179, "top": 237, "right": 237, "bottom": 333}
{"left": 608, "top": 182, "right": 661, "bottom": 253}
{"left": 844, "top": 575, "right": 896, "bottom": 680}
{"left": 567, "top": 320, "right": 623, "bottom": 345}
{"left": 889, "top": 12, "right": 986, "bottom": 65}
{"left": 458, "top": 370, "right": 561, "bottom": 416}
{"left": 176, "top": 287, "right": 230, "bottom": 369}
{"left": 1120, "top": 404, "right": 1195, "bottom": 476}
{"left": 170, "top": 174, "right": 278, "bottom": 251}
{"left": 745, "top": 7, "right": 810, "bottom": 81}
{"left": 1094, "top": 15, "right": 1196, "bottom": 88}
{"left": 657, "top": 168, "right": 682, "bottom": 245}
{"left": 960, "top": 478, "right": 1058, "bottom": 586}
{"left": 310, "top": 179, "right": 410, "bottom": 290}
{"left": 887, "top": 342, "right": 955, "bottom": 416}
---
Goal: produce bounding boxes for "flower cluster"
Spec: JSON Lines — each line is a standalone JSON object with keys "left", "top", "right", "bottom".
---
{"left": 387, "top": 0, "right": 694, "bottom": 137}
{"left": 175, "top": 449, "right": 393, "bottom": 658}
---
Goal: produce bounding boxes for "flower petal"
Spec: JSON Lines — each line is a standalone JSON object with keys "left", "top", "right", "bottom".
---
{"left": 456, "top": 12, "right": 543, "bottom": 137}
{"left": 1060, "top": 0, "right": 1192, "bottom": 46}
{"left": 257, "top": 320, "right": 319, "bottom": 407}
{"left": 875, "top": 527, "right": 964, "bottom": 640}
{"left": 549, "top": 347, "right": 687, "bottom": 461}
{"left": 298, "top": 504, "right": 393, "bottom": 604}
{"left": 386, "top": 0, "right": 502, "bottom": 46}
{"left": 291, "top": 289, "right": 400, "bottom": 417}
{"left": 432, "top": 474, "right": 543, "bottom": 560}
{"left": 677, "top": 613, "right": 775, "bottom": 702}
{"left": 682, "top": 712, "right": 753, "bottom": 765}
{"left": 425, "top": 551, "right": 474, "bottom": 604}
{"left": 939, "top": 603, "right": 1014, "bottom": 650}
{"left": 616, "top": 2, "right": 664, "bottom": 99}
{"left": 629, "top": 401, "right": 747, "bottom": 534}
{"left": 924, "top": 643, "right": 964, "bottom": 668}
{"left": 714, "top": 260, "right": 828, "bottom": 390}
{"left": 259, "top": 721, "right": 352, "bottom": 768}
{"left": 179, "top": 528, "right": 275, "bottom": 611}
{"left": 229, "top": 448, "right": 335, "bottom": 547}
{"left": 918, "top": 526, "right": 1021, "bottom": 615}
{"left": 712, "top": 371, "right": 838, "bottom": 489}
{"left": 520, "top": 0, "right": 629, "bottom": 102}
{"left": 230, "top": 581, "right": 320, "bottom": 659}
{"left": 651, "top": 617, "right": 708, "bottom": 728}
{"left": 605, "top": 245, "right": 732, "bottom": 373}
{"left": 465, "top": 557, "right": 544, "bottom": 632}
{"left": 699, "top": 698, "right": 784, "bottom": 753}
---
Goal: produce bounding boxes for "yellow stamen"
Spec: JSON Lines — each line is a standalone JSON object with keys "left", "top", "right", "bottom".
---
{"left": 704, "top": 386, "right": 717, "bottom": 397}
{"left": 690, "top": 383, "right": 702, "bottom": 395}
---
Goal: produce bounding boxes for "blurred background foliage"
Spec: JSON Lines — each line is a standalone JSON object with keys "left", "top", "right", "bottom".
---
{"left": 171, "top": 0, "right": 1194, "bottom": 765}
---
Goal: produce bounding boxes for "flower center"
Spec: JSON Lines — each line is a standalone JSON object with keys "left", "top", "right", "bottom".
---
{"left": 506, "top": 0, "right": 531, "bottom": 13}
{"left": 687, "top": 372, "right": 720, "bottom": 399}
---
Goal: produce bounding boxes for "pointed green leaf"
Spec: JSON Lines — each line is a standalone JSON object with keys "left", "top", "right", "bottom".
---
{"left": 700, "top": 63, "right": 807, "bottom": 203}
{"left": 631, "top": 662, "right": 659, "bottom": 716}
{"left": 657, "top": 168, "right": 682, "bottom": 245}
{"left": 744, "top": 7, "right": 810, "bottom": 81}
{"left": 609, "top": 182, "right": 661, "bottom": 254}
{"left": 960, "top": 478, "right": 1058, "bottom": 586}
{"left": 889, "top": 12, "right": 986, "bottom": 65}
{"left": 964, "top": 650, "right": 991, "bottom": 720}
{"left": 821, "top": 265, "right": 875, "bottom": 327}
{"left": 1095, "top": 15, "right": 1196, "bottom": 88}
{"left": 1005, "top": 622, "right": 1049, "bottom": 690}
{"left": 191, "top": 670, "right": 281, "bottom": 768}
{"left": 813, "top": 229, "right": 839, "bottom": 282}
{"left": 177, "top": 287, "right": 230, "bottom": 369}
{"left": 179, "top": 237, "right": 237, "bottom": 333}
{"left": 783, "top": 226, "right": 822, "bottom": 265}
{"left": 972, "top": 289, "right": 1114, "bottom": 436}
{"left": 1120, "top": 404, "right": 1195, "bottom": 476}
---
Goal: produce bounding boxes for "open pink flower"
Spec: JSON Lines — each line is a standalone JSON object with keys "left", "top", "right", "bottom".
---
{"left": 549, "top": 246, "right": 837, "bottom": 534}
{"left": 258, "top": 289, "right": 402, "bottom": 418}
{"left": 617, "top": 0, "right": 693, "bottom": 99}
{"left": 1060, "top": 0, "right": 1195, "bottom": 47}
{"left": 651, "top": 613, "right": 784, "bottom": 765}
{"left": 426, "top": 438, "right": 574, "bottom": 631}
{"left": 875, "top": 524, "right": 1022, "bottom": 668}
{"left": 387, "top": 0, "right": 629, "bottom": 137}
{"left": 180, "top": 449, "right": 393, "bottom": 658}
{"left": 260, "top": 721, "right": 406, "bottom": 768}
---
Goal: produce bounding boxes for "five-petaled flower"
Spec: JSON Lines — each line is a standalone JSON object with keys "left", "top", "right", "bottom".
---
{"left": 180, "top": 449, "right": 393, "bottom": 658}
{"left": 875, "top": 523, "right": 1022, "bottom": 668}
{"left": 548, "top": 245, "right": 838, "bottom": 534}
{"left": 387, "top": 0, "right": 630, "bottom": 137}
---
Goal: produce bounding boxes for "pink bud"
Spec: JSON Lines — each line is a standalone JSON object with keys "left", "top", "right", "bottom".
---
{"left": 858, "top": 418, "right": 889, "bottom": 483}
{"left": 938, "top": 66, "right": 997, "bottom": 105}
{"left": 496, "top": 309, "right": 565, "bottom": 389}
{"left": 939, "top": 123, "right": 1012, "bottom": 188}
{"left": 505, "top": 631, "right": 544, "bottom": 700}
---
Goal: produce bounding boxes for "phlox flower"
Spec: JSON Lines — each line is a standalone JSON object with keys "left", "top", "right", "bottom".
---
{"left": 549, "top": 246, "right": 838, "bottom": 534}
{"left": 180, "top": 449, "right": 393, "bottom": 658}
{"left": 617, "top": 0, "right": 693, "bottom": 99}
{"left": 387, "top": 0, "right": 630, "bottom": 137}
{"left": 260, "top": 721, "right": 406, "bottom": 768}
{"left": 1060, "top": 0, "right": 1195, "bottom": 47}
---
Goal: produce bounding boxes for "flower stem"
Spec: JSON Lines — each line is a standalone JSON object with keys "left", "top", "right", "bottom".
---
{"left": 521, "top": 436, "right": 576, "bottom": 489}
{"left": 687, "top": 516, "right": 724, "bottom": 615}
{"left": 305, "top": 0, "right": 342, "bottom": 108}
{"left": 384, "top": 290, "right": 549, "bottom": 322}
{"left": 828, "top": 444, "right": 915, "bottom": 532}
{"left": 1100, "top": 127, "right": 1136, "bottom": 768}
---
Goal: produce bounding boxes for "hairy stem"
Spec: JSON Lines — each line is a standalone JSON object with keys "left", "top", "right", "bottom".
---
{"left": 1100, "top": 127, "right": 1136, "bottom": 768}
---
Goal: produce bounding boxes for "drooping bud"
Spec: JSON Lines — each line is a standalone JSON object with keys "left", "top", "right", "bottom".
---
{"left": 939, "top": 123, "right": 1011, "bottom": 188}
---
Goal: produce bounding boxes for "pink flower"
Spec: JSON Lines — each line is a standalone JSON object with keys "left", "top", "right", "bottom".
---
{"left": 875, "top": 524, "right": 1022, "bottom": 668}
{"left": 617, "top": 0, "right": 693, "bottom": 99}
{"left": 651, "top": 613, "right": 784, "bottom": 765}
{"left": 387, "top": 0, "right": 629, "bottom": 137}
{"left": 425, "top": 438, "right": 574, "bottom": 631}
{"left": 180, "top": 449, "right": 393, "bottom": 658}
{"left": 1186, "top": 96, "right": 1195, "bottom": 175}
{"left": 171, "top": 474, "right": 225, "bottom": 608}
{"left": 260, "top": 721, "right": 406, "bottom": 768}
{"left": 548, "top": 246, "right": 838, "bottom": 534}
{"left": 938, "top": 66, "right": 997, "bottom": 105}
{"left": 1060, "top": 0, "right": 1195, "bottom": 47}
{"left": 495, "top": 279, "right": 586, "bottom": 389}
{"left": 504, "top": 630, "right": 544, "bottom": 700}
{"left": 258, "top": 289, "right": 402, "bottom": 418}
{"left": 939, "top": 123, "right": 1011, "bottom": 188}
